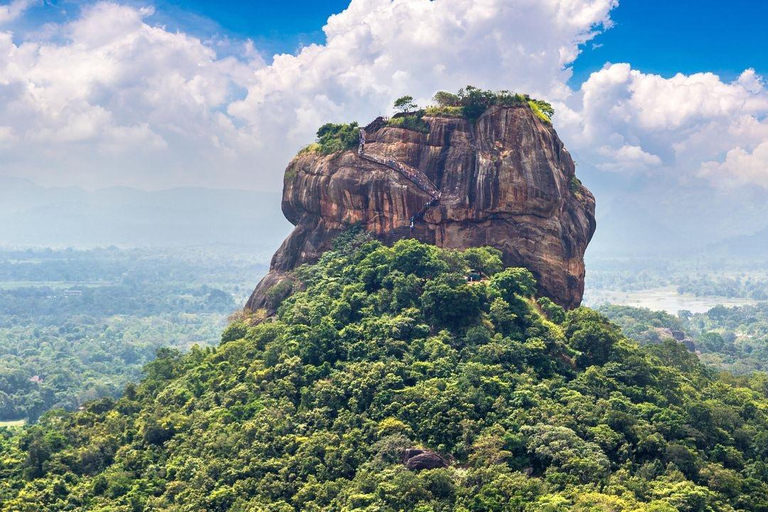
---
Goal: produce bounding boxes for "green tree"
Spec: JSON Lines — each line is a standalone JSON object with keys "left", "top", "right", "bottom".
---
{"left": 490, "top": 268, "right": 537, "bottom": 302}
{"left": 394, "top": 95, "right": 418, "bottom": 114}
{"left": 565, "top": 308, "right": 622, "bottom": 368}
{"left": 316, "top": 122, "right": 360, "bottom": 154}
{"left": 3, "top": 239, "right": 768, "bottom": 511}
{"left": 433, "top": 91, "right": 461, "bottom": 107}
{"left": 421, "top": 274, "right": 483, "bottom": 331}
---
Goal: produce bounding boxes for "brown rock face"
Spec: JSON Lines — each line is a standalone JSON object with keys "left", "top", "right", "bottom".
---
{"left": 247, "top": 105, "right": 596, "bottom": 311}
{"left": 402, "top": 449, "right": 449, "bottom": 471}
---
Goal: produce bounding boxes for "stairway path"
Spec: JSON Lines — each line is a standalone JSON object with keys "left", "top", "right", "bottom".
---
{"left": 358, "top": 129, "right": 441, "bottom": 199}
{"left": 358, "top": 128, "right": 441, "bottom": 231}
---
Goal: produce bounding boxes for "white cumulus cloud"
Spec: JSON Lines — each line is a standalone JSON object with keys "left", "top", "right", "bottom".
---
{"left": 0, "top": 0, "right": 616, "bottom": 190}
{"left": 558, "top": 64, "right": 768, "bottom": 187}
{"left": 0, "top": 0, "right": 35, "bottom": 25}
{"left": 3, "top": 0, "right": 768, "bottom": 200}
{"left": 700, "top": 142, "right": 768, "bottom": 189}
{"left": 0, "top": 2, "right": 262, "bottom": 189}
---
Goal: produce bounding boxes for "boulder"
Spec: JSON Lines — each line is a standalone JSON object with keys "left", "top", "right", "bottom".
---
{"left": 402, "top": 448, "right": 449, "bottom": 471}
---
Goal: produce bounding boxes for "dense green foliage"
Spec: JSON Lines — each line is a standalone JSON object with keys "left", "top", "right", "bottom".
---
{"left": 393, "top": 96, "right": 418, "bottom": 114}
{"left": 387, "top": 111, "right": 430, "bottom": 133}
{"left": 314, "top": 122, "right": 361, "bottom": 155}
{"left": 3, "top": 238, "right": 768, "bottom": 510}
{"left": 429, "top": 86, "right": 554, "bottom": 122}
{"left": 0, "top": 248, "right": 264, "bottom": 422}
{"left": 602, "top": 303, "right": 768, "bottom": 375}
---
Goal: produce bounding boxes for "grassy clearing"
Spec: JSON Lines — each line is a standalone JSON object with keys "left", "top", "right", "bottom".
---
{"left": 0, "top": 419, "right": 26, "bottom": 428}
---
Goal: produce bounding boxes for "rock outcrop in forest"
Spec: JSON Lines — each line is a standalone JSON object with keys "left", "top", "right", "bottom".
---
{"left": 248, "top": 102, "right": 596, "bottom": 311}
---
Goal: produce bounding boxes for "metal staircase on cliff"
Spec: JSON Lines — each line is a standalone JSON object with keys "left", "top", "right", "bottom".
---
{"left": 358, "top": 128, "right": 441, "bottom": 231}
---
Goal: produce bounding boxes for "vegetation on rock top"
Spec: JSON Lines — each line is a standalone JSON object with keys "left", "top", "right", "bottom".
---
{"left": 427, "top": 86, "right": 554, "bottom": 123}
{"left": 387, "top": 111, "right": 431, "bottom": 133}
{"left": 301, "top": 86, "right": 556, "bottom": 157}
{"left": 307, "top": 122, "right": 361, "bottom": 155}
{"left": 392, "top": 86, "right": 555, "bottom": 128}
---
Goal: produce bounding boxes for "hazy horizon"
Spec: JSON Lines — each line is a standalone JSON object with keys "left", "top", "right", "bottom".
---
{"left": 1, "top": 0, "right": 768, "bottom": 259}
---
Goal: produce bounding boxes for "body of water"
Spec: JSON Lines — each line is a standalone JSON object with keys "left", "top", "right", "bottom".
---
{"left": 583, "top": 285, "right": 764, "bottom": 315}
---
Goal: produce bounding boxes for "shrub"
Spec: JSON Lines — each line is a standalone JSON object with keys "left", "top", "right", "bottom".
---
{"left": 570, "top": 176, "right": 582, "bottom": 194}
{"left": 433, "top": 91, "right": 461, "bottom": 107}
{"left": 537, "top": 297, "right": 566, "bottom": 324}
{"left": 490, "top": 268, "right": 537, "bottom": 303}
{"left": 265, "top": 279, "right": 294, "bottom": 311}
{"left": 221, "top": 322, "right": 248, "bottom": 344}
{"left": 421, "top": 273, "right": 484, "bottom": 331}
{"left": 424, "top": 106, "right": 464, "bottom": 118}
{"left": 298, "top": 142, "right": 321, "bottom": 155}
{"left": 461, "top": 247, "right": 504, "bottom": 276}
{"left": 316, "top": 122, "right": 360, "bottom": 155}
{"left": 387, "top": 111, "right": 430, "bottom": 133}
{"left": 528, "top": 99, "right": 554, "bottom": 123}
{"left": 429, "top": 86, "right": 554, "bottom": 123}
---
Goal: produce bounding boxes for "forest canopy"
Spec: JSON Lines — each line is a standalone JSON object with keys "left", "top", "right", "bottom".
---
{"left": 2, "top": 235, "right": 768, "bottom": 511}
{"left": 0, "top": 247, "right": 255, "bottom": 424}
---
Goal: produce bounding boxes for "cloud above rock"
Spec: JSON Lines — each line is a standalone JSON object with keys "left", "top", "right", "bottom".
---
{"left": 0, "top": 0, "right": 616, "bottom": 190}
{"left": 558, "top": 64, "right": 768, "bottom": 189}
{"left": 1, "top": 0, "right": 768, "bottom": 197}
{"left": 700, "top": 142, "right": 768, "bottom": 189}
{"left": 0, "top": 0, "right": 34, "bottom": 25}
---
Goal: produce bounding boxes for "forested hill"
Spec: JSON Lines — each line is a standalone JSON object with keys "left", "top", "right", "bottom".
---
{"left": 3, "top": 235, "right": 768, "bottom": 511}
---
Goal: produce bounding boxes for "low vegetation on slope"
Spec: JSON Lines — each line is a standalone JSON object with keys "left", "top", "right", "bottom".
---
{"left": 302, "top": 86, "right": 556, "bottom": 156}
{"left": 2, "top": 235, "right": 768, "bottom": 511}
{"left": 426, "top": 86, "right": 554, "bottom": 123}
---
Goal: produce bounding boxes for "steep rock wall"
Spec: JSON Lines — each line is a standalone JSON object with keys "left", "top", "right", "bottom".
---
{"left": 248, "top": 105, "right": 596, "bottom": 310}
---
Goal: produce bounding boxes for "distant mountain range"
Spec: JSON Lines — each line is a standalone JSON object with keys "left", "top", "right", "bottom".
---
{"left": 704, "top": 227, "right": 768, "bottom": 259}
{"left": 584, "top": 178, "right": 768, "bottom": 261}
{"left": 0, "top": 177, "right": 292, "bottom": 253}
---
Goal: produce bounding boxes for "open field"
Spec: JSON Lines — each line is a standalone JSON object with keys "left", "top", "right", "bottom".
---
{"left": 0, "top": 419, "right": 26, "bottom": 428}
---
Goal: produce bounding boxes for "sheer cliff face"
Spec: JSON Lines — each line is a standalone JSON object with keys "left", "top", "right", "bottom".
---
{"left": 248, "top": 105, "right": 596, "bottom": 310}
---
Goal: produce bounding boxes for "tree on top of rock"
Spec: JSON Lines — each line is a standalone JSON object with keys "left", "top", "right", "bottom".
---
{"left": 394, "top": 95, "right": 418, "bottom": 114}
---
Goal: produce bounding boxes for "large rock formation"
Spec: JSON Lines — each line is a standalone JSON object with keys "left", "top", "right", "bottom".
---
{"left": 248, "top": 104, "right": 596, "bottom": 311}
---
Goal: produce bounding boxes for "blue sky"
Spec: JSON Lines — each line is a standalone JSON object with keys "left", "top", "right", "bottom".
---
{"left": 91, "top": 0, "right": 768, "bottom": 84}
{"left": 151, "top": 0, "right": 351, "bottom": 53}
{"left": 20, "top": 0, "right": 351, "bottom": 54}
{"left": 24, "top": 0, "right": 768, "bottom": 84}
{"left": 570, "top": 0, "right": 768, "bottom": 85}
{"left": 154, "top": 0, "right": 768, "bottom": 82}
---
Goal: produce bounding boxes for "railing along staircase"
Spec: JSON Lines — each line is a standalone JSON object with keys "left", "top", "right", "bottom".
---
{"left": 358, "top": 128, "right": 441, "bottom": 231}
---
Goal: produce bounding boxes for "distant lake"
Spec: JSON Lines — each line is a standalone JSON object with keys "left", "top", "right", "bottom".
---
{"left": 583, "top": 285, "right": 765, "bottom": 315}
